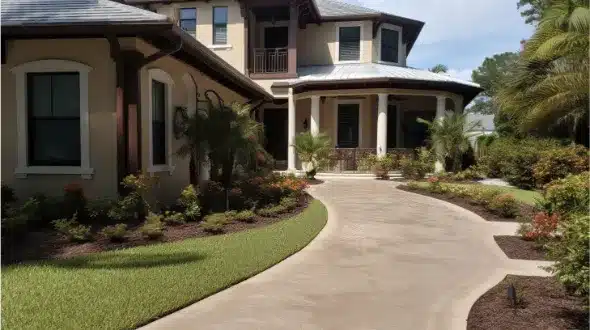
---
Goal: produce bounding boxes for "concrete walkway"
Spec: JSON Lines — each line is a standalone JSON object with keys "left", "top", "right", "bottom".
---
{"left": 141, "top": 179, "right": 551, "bottom": 330}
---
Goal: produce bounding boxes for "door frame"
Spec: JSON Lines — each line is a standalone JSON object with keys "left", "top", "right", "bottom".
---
{"left": 258, "top": 21, "right": 289, "bottom": 48}
{"left": 334, "top": 99, "right": 363, "bottom": 148}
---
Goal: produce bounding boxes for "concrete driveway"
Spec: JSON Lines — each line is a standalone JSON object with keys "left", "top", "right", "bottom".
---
{"left": 141, "top": 179, "right": 550, "bottom": 330}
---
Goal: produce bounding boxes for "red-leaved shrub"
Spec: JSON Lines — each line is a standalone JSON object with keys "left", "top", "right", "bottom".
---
{"left": 523, "top": 212, "right": 560, "bottom": 242}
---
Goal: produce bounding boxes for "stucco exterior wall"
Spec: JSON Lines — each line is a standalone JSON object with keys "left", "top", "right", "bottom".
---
{"left": 2, "top": 38, "right": 118, "bottom": 199}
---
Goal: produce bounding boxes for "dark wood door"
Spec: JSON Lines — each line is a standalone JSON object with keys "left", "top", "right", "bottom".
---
{"left": 337, "top": 104, "right": 360, "bottom": 148}
{"left": 264, "top": 26, "right": 289, "bottom": 48}
{"left": 263, "top": 109, "right": 288, "bottom": 161}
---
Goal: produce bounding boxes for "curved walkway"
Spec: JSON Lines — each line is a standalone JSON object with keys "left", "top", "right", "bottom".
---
{"left": 141, "top": 179, "right": 550, "bottom": 330}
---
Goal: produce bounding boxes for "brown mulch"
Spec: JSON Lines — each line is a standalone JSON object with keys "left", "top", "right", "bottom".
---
{"left": 467, "top": 275, "right": 588, "bottom": 330}
{"left": 397, "top": 185, "right": 534, "bottom": 223}
{"left": 2, "top": 195, "right": 311, "bottom": 265}
{"left": 494, "top": 235, "right": 554, "bottom": 261}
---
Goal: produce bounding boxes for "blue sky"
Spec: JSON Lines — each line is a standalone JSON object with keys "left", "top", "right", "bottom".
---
{"left": 345, "top": 0, "right": 535, "bottom": 81}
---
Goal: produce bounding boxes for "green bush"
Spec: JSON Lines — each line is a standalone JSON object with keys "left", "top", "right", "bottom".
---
{"left": 52, "top": 214, "right": 92, "bottom": 243}
{"left": 256, "top": 204, "right": 288, "bottom": 217}
{"left": 184, "top": 203, "right": 201, "bottom": 222}
{"left": 545, "top": 214, "right": 589, "bottom": 295}
{"left": 533, "top": 145, "right": 589, "bottom": 188}
{"left": 279, "top": 197, "right": 298, "bottom": 211}
{"left": 201, "top": 214, "right": 228, "bottom": 234}
{"left": 372, "top": 155, "right": 395, "bottom": 179}
{"left": 178, "top": 184, "right": 199, "bottom": 207}
{"left": 544, "top": 172, "right": 590, "bottom": 216}
{"left": 100, "top": 224, "right": 128, "bottom": 242}
{"left": 108, "top": 192, "right": 144, "bottom": 222}
{"left": 224, "top": 210, "right": 238, "bottom": 221}
{"left": 63, "top": 183, "right": 87, "bottom": 220}
{"left": 86, "top": 199, "right": 116, "bottom": 223}
{"left": 1, "top": 184, "right": 16, "bottom": 217}
{"left": 357, "top": 153, "right": 378, "bottom": 172}
{"left": 486, "top": 193, "right": 519, "bottom": 218}
{"left": 163, "top": 211, "right": 186, "bottom": 226}
{"left": 234, "top": 210, "right": 256, "bottom": 223}
{"left": 399, "top": 147, "right": 434, "bottom": 180}
{"left": 2, "top": 198, "right": 40, "bottom": 239}
{"left": 469, "top": 188, "right": 501, "bottom": 206}
{"left": 140, "top": 222, "right": 163, "bottom": 240}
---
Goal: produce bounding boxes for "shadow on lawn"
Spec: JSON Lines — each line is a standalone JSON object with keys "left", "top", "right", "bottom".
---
{"left": 53, "top": 251, "right": 208, "bottom": 270}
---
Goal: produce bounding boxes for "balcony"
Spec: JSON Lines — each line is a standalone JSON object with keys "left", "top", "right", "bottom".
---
{"left": 253, "top": 48, "right": 288, "bottom": 74}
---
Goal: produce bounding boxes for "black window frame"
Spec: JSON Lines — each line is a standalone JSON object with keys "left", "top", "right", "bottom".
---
{"left": 338, "top": 26, "right": 361, "bottom": 62}
{"left": 151, "top": 79, "right": 168, "bottom": 166}
{"left": 26, "top": 72, "right": 81, "bottom": 167}
{"left": 179, "top": 8, "right": 197, "bottom": 35}
{"left": 381, "top": 27, "right": 400, "bottom": 63}
{"left": 336, "top": 103, "right": 360, "bottom": 148}
{"left": 212, "top": 6, "right": 228, "bottom": 45}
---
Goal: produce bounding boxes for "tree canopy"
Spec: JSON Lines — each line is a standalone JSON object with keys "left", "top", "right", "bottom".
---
{"left": 429, "top": 64, "right": 448, "bottom": 73}
{"left": 517, "top": 0, "right": 551, "bottom": 24}
{"left": 468, "top": 52, "right": 519, "bottom": 114}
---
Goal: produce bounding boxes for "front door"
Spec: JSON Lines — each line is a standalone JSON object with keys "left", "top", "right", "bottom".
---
{"left": 263, "top": 109, "right": 288, "bottom": 162}
{"left": 337, "top": 103, "right": 360, "bottom": 148}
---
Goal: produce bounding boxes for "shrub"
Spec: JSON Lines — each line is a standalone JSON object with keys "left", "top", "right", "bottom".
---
{"left": 140, "top": 222, "right": 163, "bottom": 240}
{"left": 545, "top": 214, "right": 589, "bottom": 295}
{"left": 178, "top": 184, "right": 199, "bottom": 207}
{"left": 533, "top": 145, "right": 589, "bottom": 188}
{"left": 86, "top": 199, "right": 116, "bottom": 223}
{"left": 256, "top": 204, "right": 287, "bottom": 217}
{"left": 357, "top": 153, "right": 378, "bottom": 172}
{"left": 31, "top": 194, "right": 65, "bottom": 228}
{"left": 100, "top": 224, "right": 127, "bottom": 242}
{"left": 372, "top": 155, "right": 394, "bottom": 179}
{"left": 273, "top": 175, "right": 308, "bottom": 198}
{"left": 544, "top": 172, "right": 590, "bottom": 215}
{"left": 293, "top": 131, "right": 331, "bottom": 180}
{"left": 228, "top": 187, "right": 246, "bottom": 210}
{"left": 200, "top": 180, "right": 225, "bottom": 213}
{"left": 63, "top": 183, "right": 87, "bottom": 220}
{"left": 426, "top": 176, "right": 444, "bottom": 193}
{"left": 234, "top": 210, "right": 256, "bottom": 223}
{"left": 145, "top": 212, "right": 163, "bottom": 225}
{"left": 224, "top": 210, "right": 238, "bottom": 221}
{"left": 450, "top": 166, "right": 485, "bottom": 182}
{"left": 163, "top": 211, "right": 186, "bottom": 226}
{"left": 2, "top": 197, "right": 40, "bottom": 239}
{"left": 486, "top": 194, "right": 519, "bottom": 218}
{"left": 469, "top": 188, "right": 501, "bottom": 206}
{"left": 279, "top": 197, "right": 298, "bottom": 211}
{"left": 52, "top": 213, "right": 92, "bottom": 243}
{"left": 108, "top": 192, "right": 144, "bottom": 222}
{"left": 201, "top": 214, "right": 228, "bottom": 234}
{"left": 120, "top": 173, "right": 157, "bottom": 215}
{"left": 519, "top": 212, "right": 560, "bottom": 243}
{"left": 399, "top": 147, "right": 433, "bottom": 180}
{"left": 67, "top": 225, "right": 92, "bottom": 243}
{"left": 1, "top": 184, "right": 16, "bottom": 217}
{"left": 184, "top": 203, "right": 201, "bottom": 222}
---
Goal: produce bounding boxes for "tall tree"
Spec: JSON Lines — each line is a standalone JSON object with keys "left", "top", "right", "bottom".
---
{"left": 468, "top": 52, "right": 519, "bottom": 114}
{"left": 429, "top": 64, "right": 448, "bottom": 73}
{"left": 517, "top": 0, "right": 551, "bottom": 24}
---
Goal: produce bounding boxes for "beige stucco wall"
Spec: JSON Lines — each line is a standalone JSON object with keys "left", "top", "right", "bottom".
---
{"left": 153, "top": 0, "right": 246, "bottom": 73}
{"left": 2, "top": 38, "right": 118, "bottom": 199}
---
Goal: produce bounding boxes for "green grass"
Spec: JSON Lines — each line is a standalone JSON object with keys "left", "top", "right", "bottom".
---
{"left": 2, "top": 200, "right": 327, "bottom": 330}
{"left": 413, "top": 182, "right": 542, "bottom": 205}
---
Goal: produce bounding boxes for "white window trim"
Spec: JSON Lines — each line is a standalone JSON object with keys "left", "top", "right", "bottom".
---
{"left": 334, "top": 99, "right": 363, "bottom": 148}
{"left": 207, "top": 44, "right": 233, "bottom": 50}
{"left": 212, "top": 6, "right": 230, "bottom": 46}
{"left": 147, "top": 68, "right": 175, "bottom": 175}
{"left": 11, "top": 59, "right": 94, "bottom": 179}
{"left": 335, "top": 21, "right": 364, "bottom": 64}
{"left": 177, "top": 7, "right": 197, "bottom": 37}
{"left": 377, "top": 23, "right": 403, "bottom": 65}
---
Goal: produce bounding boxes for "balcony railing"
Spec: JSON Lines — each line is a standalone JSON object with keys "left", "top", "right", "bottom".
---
{"left": 323, "top": 148, "right": 414, "bottom": 172}
{"left": 253, "top": 48, "right": 288, "bottom": 74}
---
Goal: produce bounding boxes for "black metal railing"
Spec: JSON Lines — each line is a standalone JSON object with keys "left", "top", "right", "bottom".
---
{"left": 322, "top": 148, "right": 414, "bottom": 172}
{"left": 253, "top": 48, "right": 288, "bottom": 74}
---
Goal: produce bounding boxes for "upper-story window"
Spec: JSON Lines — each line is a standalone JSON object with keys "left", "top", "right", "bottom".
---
{"left": 179, "top": 8, "right": 197, "bottom": 36}
{"left": 378, "top": 24, "right": 402, "bottom": 64}
{"left": 213, "top": 7, "right": 228, "bottom": 45}
{"left": 337, "top": 23, "right": 362, "bottom": 63}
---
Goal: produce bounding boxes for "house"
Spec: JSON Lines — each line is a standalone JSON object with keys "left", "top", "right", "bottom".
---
{"left": 1, "top": 0, "right": 272, "bottom": 200}
{"left": 126, "top": 0, "right": 483, "bottom": 171}
{"left": 465, "top": 113, "right": 496, "bottom": 151}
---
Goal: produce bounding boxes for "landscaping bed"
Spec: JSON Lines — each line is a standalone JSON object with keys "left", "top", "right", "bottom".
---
{"left": 467, "top": 275, "right": 588, "bottom": 330}
{"left": 2, "top": 194, "right": 311, "bottom": 264}
{"left": 493, "top": 235, "right": 554, "bottom": 261}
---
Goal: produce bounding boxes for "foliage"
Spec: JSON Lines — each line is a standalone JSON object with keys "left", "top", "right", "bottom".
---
{"left": 533, "top": 145, "right": 589, "bottom": 187}
{"left": 184, "top": 203, "right": 201, "bottom": 222}
{"left": 279, "top": 197, "right": 298, "bottom": 211}
{"left": 108, "top": 192, "right": 144, "bottom": 222}
{"left": 544, "top": 172, "right": 590, "bottom": 215}
{"left": 486, "top": 194, "right": 519, "bottom": 218}
{"left": 469, "top": 188, "right": 502, "bottom": 206}
{"left": 63, "top": 183, "right": 87, "bottom": 220}
{"left": 429, "top": 64, "right": 448, "bottom": 73}
{"left": 271, "top": 175, "right": 308, "bottom": 198}
{"left": 163, "top": 211, "right": 186, "bottom": 226}
{"left": 544, "top": 214, "right": 589, "bottom": 295}
{"left": 417, "top": 112, "right": 480, "bottom": 172}
{"left": 199, "top": 180, "right": 225, "bottom": 213}
{"left": 52, "top": 213, "right": 92, "bottom": 243}
{"left": 469, "top": 52, "right": 520, "bottom": 114}
{"left": 1, "top": 198, "right": 40, "bottom": 239}
{"left": 224, "top": 210, "right": 238, "bottom": 221}
{"left": 294, "top": 132, "right": 331, "bottom": 179}
{"left": 372, "top": 155, "right": 395, "bottom": 179}
{"left": 357, "top": 153, "right": 378, "bottom": 172}
{"left": 256, "top": 204, "right": 288, "bottom": 217}
{"left": 519, "top": 211, "right": 560, "bottom": 243}
{"left": 518, "top": 0, "right": 551, "bottom": 24}
{"left": 100, "top": 224, "right": 128, "bottom": 242}
{"left": 437, "top": 166, "right": 485, "bottom": 182}
{"left": 1, "top": 184, "right": 17, "bottom": 217}
{"left": 140, "top": 213, "right": 164, "bottom": 239}
{"left": 178, "top": 185, "right": 199, "bottom": 207}
{"left": 233, "top": 210, "right": 256, "bottom": 223}
{"left": 399, "top": 147, "right": 434, "bottom": 180}
{"left": 201, "top": 213, "right": 228, "bottom": 234}
{"left": 86, "top": 199, "right": 116, "bottom": 223}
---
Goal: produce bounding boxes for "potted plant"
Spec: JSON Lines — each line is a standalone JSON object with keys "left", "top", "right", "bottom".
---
{"left": 293, "top": 132, "right": 331, "bottom": 180}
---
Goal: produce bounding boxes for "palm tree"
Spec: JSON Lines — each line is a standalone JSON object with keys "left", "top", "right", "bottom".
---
{"left": 176, "top": 106, "right": 209, "bottom": 186}
{"left": 495, "top": 0, "right": 589, "bottom": 137}
{"left": 417, "top": 112, "right": 480, "bottom": 172}
{"left": 293, "top": 132, "right": 332, "bottom": 179}
{"left": 429, "top": 64, "right": 448, "bottom": 73}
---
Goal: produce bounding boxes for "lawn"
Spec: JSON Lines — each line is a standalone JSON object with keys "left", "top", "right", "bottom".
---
{"left": 2, "top": 200, "right": 327, "bottom": 330}
{"left": 413, "top": 182, "right": 542, "bottom": 205}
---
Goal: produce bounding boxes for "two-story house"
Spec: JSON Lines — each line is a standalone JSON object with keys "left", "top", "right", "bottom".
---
{"left": 128, "top": 0, "right": 483, "bottom": 171}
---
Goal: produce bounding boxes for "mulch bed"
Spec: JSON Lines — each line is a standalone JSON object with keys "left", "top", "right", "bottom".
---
{"left": 467, "top": 275, "right": 588, "bottom": 330}
{"left": 494, "top": 235, "right": 554, "bottom": 261}
{"left": 2, "top": 194, "right": 312, "bottom": 265}
{"left": 397, "top": 185, "right": 534, "bottom": 223}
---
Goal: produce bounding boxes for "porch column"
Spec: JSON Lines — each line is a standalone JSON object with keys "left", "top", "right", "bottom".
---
{"left": 310, "top": 95, "right": 320, "bottom": 136}
{"left": 376, "top": 93, "right": 388, "bottom": 156}
{"left": 396, "top": 106, "right": 402, "bottom": 148}
{"left": 435, "top": 95, "right": 446, "bottom": 173}
{"left": 288, "top": 88, "right": 296, "bottom": 170}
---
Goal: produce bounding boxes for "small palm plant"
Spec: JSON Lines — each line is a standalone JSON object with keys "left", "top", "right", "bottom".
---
{"left": 417, "top": 112, "right": 480, "bottom": 173}
{"left": 293, "top": 132, "right": 332, "bottom": 180}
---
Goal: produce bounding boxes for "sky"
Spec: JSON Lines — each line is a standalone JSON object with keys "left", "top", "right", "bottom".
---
{"left": 344, "top": 0, "right": 535, "bottom": 82}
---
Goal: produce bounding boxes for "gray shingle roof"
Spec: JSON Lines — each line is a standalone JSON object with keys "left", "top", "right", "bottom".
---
{"left": 1, "top": 0, "right": 169, "bottom": 26}
{"left": 289, "top": 63, "right": 481, "bottom": 88}
{"left": 314, "top": 0, "right": 379, "bottom": 17}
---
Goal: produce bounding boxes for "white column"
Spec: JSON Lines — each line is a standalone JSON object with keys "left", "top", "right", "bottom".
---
{"left": 288, "top": 88, "right": 296, "bottom": 170}
{"left": 376, "top": 93, "right": 388, "bottom": 156}
{"left": 310, "top": 95, "right": 320, "bottom": 136}
{"left": 396, "top": 106, "right": 402, "bottom": 148}
{"left": 434, "top": 95, "right": 446, "bottom": 173}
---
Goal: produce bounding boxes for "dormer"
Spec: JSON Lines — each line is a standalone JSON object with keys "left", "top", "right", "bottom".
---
{"left": 374, "top": 23, "right": 405, "bottom": 66}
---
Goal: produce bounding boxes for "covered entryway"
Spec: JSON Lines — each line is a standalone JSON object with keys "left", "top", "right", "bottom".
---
{"left": 263, "top": 108, "right": 288, "bottom": 167}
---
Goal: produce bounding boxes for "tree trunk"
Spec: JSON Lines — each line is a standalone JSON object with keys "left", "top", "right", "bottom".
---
{"left": 221, "top": 150, "right": 235, "bottom": 211}
{"left": 189, "top": 153, "right": 197, "bottom": 186}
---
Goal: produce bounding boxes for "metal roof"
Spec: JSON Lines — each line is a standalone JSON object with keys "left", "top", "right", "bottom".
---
{"left": 314, "top": 0, "right": 379, "bottom": 17}
{"left": 1, "top": 0, "right": 169, "bottom": 26}
{"left": 287, "top": 63, "right": 481, "bottom": 89}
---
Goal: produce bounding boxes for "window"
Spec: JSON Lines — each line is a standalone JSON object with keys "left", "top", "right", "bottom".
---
{"left": 338, "top": 26, "right": 361, "bottom": 62}
{"left": 151, "top": 80, "right": 167, "bottom": 166}
{"left": 381, "top": 28, "right": 400, "bottom": 63}
{"left": 27, "top": 73, "right": 81, "bottom": 166}
{"left": 179, "top": 8, "right": 197, "bottom": 35}
{"left": 213, "top": 7, "right": 228, "bottom": 45}
{"left": 337, "top": 103, "right": 360, "bottom": 148}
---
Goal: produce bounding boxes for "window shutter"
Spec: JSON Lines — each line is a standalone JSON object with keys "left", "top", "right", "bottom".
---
{"left": 339, "top": 26, "right": 361, "bottom": 62}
